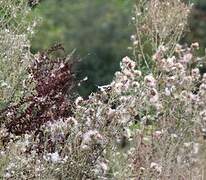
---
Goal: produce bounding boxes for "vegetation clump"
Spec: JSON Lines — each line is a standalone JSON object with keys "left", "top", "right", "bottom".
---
{"left": 1, "top": 0, "right": 206, "bottom": 179}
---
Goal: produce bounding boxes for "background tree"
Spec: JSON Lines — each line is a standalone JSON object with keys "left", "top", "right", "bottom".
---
{"left": 31, "top": 0, "right": 134, "bottom": 96}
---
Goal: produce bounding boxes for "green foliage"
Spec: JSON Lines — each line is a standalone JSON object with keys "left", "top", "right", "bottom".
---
{"left": 0, "top": 154, "right": 9, "bottom": 179}
{"left": 31, "top": 0, "right": 134, "bottom": 96}
{"left": 0, "top": 0, "right": 37, "bottom": 111}
{"left": 180, "top": 0, "right": 206, "bottom": 77}
{"left": 184, "top": 0, "right": 206, "bottom": 55}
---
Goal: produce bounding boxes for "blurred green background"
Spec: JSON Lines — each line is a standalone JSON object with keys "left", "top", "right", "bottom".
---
{"left": 31, "top": 0, "right": 206, "bottom": 96}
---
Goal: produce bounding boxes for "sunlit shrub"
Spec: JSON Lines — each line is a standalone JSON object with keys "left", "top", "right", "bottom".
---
{"left": 0, "top": 0, "right": 38, "bottom": 111}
